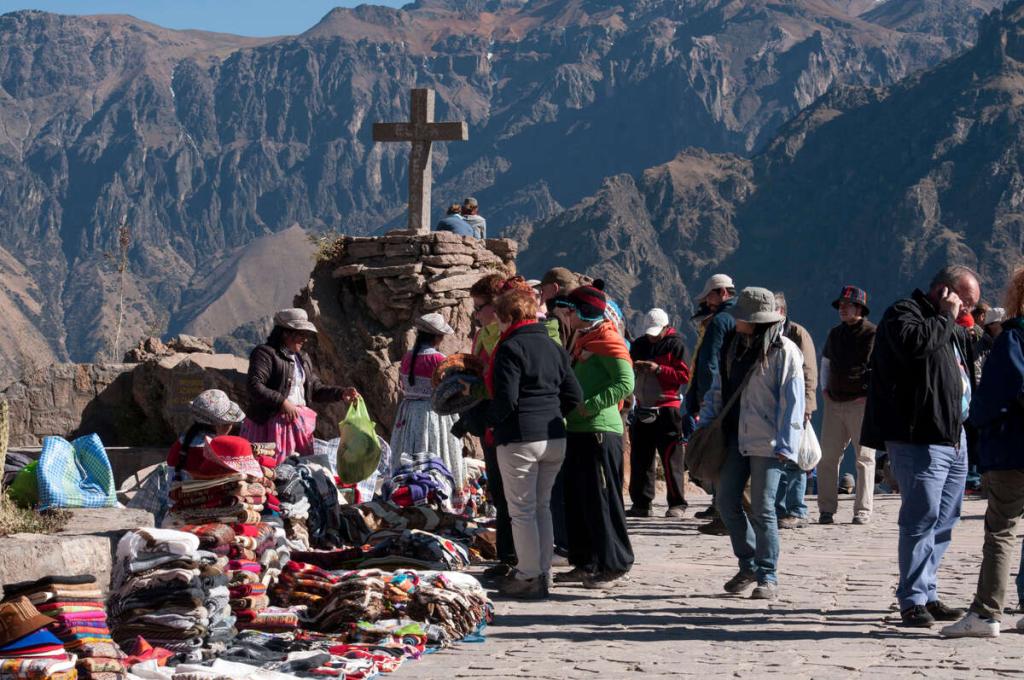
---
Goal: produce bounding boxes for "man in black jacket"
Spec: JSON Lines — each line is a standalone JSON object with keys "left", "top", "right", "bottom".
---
{"left": 861, "top": 265, "right": 980, "bottom": 628}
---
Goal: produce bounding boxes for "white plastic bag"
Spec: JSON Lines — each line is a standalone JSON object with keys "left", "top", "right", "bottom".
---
{"left": 797, "top": 424, "right": 822, "bottom": 472}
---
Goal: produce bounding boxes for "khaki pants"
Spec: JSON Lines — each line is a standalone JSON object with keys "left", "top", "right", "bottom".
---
{"left": 817, "top": 397, "right": 875, "bottom": 516}
{"left": 971, "top": 469, "right": 1024, "bottom": 620}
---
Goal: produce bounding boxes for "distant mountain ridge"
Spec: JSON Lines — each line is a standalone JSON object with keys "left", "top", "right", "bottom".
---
{"left": 0, "top": 0, "right": 1008, "bottom": 384}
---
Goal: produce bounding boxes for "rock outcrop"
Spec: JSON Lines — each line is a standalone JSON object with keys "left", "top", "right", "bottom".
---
{"left": 297, "top": 232, "right": 516, "bottom": 439}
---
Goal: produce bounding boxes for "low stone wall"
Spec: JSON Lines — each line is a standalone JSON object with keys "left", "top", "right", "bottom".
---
{"left": 298, "top": 232, "right": 517, "bottom": 440}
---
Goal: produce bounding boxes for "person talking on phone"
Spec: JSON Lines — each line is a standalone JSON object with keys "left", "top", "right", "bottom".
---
{"left": 861, "top": 265, "right": 981, "bottom": 628}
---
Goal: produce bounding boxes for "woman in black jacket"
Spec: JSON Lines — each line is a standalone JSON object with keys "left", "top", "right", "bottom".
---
{"left": 469, "top": 288, "right": 582, "bottom": 599}
{"left": 241, "top": 308, "right": 358, "bottom": 457}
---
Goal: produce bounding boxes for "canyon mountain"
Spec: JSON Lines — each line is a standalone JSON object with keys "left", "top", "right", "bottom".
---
{"left": 0, "top": 0, "right": 1012, "bottom": 383}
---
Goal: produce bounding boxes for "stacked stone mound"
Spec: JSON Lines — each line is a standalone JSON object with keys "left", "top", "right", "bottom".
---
{"left": 296, "top": 232, "right": 517, "bottom": 440}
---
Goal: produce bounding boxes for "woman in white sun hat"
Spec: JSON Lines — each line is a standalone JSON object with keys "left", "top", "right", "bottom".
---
{"left": 388, "top": 312, "right": 468, "bottom": 513}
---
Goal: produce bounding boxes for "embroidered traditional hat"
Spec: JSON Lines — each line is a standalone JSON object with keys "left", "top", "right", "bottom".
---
{"left": 0, "top": 597, "right": 53, "bottom": 648}
{"left": 414, "top": 313, "right": 455, "bottom": 336}
{"left": 273, "top": 308, "right": 317, "bottom": 333}
{"left": 832, "top": 285, "right": 870, "bottom": 316}
{"left": 195, "top": 435, "right": 263, "bottom": 479}
{"left": 190, "top": 389, "right": 245, "bottom": 426}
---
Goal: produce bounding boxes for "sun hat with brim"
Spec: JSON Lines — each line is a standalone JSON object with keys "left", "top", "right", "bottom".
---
{"left": 414, "top": 313, "right": 455, "bottom": 336}
{"left": 190, "top": 389, "right": 245, "bottom": 427}
{"left": 696, "top": 273, "right": 735, "bottom": 303}
{"left": 831, "top": 285, "right": 871, "bottom": 316}
{"left": 194, "top": 435, "right": 263, "bottom": 479}
{"left": 986, "top": 307, "right": 1007, "bottom": 326}
{"left": 729, "top": 287, "right": 785, "bottom": 324}
{"left": 642, "top": 308, "right": 670, "bottom": 337}
{"left": 0, "top": 628, "right": 65, "bottom": 655}
{"left": 273, "top": 308, "right": 317, "bottom": 334}
{"left": 0, "top": 597, "right": 54, "bottom": 648}
{"left": 432, "top": 373, "right": 484, "bottom": 416}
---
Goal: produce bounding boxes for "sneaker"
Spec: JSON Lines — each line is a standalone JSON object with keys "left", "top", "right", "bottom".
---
{"left": 582, "top": 571, "right": 628, "bottom": 589}
{"left": 483, "top": 563, "right": 514, "bottom": 578}
{"left": 901, "top": 604, "right": 936, "bottom": 628}
{"left": 694, "top": 506, "right": 718, "bottom": 520}
{"left": 665, "top": 505, "right": 687, "bottom": 518}
{"left": 750, "top": 582, "right": 778, "bottom": 600}
{"left": 626, "top": 505, "right": 654, "bottom": 518}
{"left": 940, "top": 612, "right": 999, "bottom": 638}
{"left": 553, "top": 567, "right": 591, "bottom": 584}
{"left": 819, "top": 512, "right": 835, "bottom": 525}
{"left": 698, "top": 517, "right": 729, "bottom": 536}
{"left": 723, "top": 570, "right": 758, "bottom": 594}
{"left": 778, "top": 516, "right": 807, "bottom": 529}
{"left": 499, "top": 575, "right": 548, "bottom": 600}
{"left": 550, "top": 554, "right": 570, "bottom": 568}
{"left": 853, "top": 513, "right": 871, "bottom": 525}
{"left": 927, "top": 600, "right": 966, "bottom": 622}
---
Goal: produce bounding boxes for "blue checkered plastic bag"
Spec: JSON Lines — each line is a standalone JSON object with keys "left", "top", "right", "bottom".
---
{"left": 37, "top": 433, "right": 117, "bottom": 511}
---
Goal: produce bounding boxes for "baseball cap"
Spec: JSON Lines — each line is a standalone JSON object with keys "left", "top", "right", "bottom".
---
{"left": 641, "top": 309, "right": 670, "bottom": 337}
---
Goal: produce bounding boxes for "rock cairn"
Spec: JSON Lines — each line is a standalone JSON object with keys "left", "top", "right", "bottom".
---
{"left": 297, "top": 231, "right": 517, "bottom": 442}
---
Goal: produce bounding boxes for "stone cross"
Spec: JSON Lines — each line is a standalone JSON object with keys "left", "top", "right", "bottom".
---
{"left": 373, "top": 88, "right": 469, "bottom": 234}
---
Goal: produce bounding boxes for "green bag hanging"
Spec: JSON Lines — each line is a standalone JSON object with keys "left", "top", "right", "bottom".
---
{"left": 337, "top": 397, "right": 382, "bottom": 484}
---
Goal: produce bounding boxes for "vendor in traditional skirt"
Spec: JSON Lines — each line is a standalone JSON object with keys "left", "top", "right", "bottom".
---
{"left": 242, "top": 308, "right": 358, "bottom": 457}
{"left": 389, "top": 312, "right": 468, "bottom": 513}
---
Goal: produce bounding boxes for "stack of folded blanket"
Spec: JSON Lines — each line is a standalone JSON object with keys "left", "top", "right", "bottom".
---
{"left": 269, "top": 562, "right": 340, "bottom": 616}
{"left": 108, "top": 528, "right": 210, "bottom": 663}
{"left": 165, "top": 475, "right": 266, "bottom": 526}
{"left": 0, "top": 596, "right": 79, "bottom": 680}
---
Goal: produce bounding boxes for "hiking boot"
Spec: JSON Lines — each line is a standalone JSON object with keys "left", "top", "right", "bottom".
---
{"left": 665, "top": 505, "right": 687, "bottom": 518}
{"left": 698, "top": 517, "right": 729, "bottom": 536}
{"left": 819, "top": 512, "right": 835, "bottom": 525}
{"left": 940, "top": 612, "right": 999, "bottom": 638}
{"left": 582, "top": 571, "right": 628, "bottom": 590}
{"left": 553, "top": 567, "right": 591, "bottom": 584}
{"left": 626, "top": 505, "right": 654, "bottom": 518}
{"left": 723, "top": 570, "right": 758, "bottom": 594}
{"left": 694, "top": 506, "right": 718, "bottom": 520}
{"left": 927, "top": 600, "right": 966, "bottom": 622}
{"left": 900, "top": 604, "right": 935, "bottom": 628}
{"left": 483, "top": 563, "right": 514, "bottom": 578}
{"left": 852, "top": 512, "right": 871, "bottom": 525}
{"left": 750, "top": 582, "right": 778, "bottom": 601}
{"left": 499, "top": 575, "right": 548, "bottom": 600}
{"left": 778, "top": 516, "right": 807, "bottom": 529}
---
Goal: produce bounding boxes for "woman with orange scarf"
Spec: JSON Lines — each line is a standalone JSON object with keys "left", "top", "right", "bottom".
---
{"left": 553, "top": 285, "right": 636, "bottom": 589}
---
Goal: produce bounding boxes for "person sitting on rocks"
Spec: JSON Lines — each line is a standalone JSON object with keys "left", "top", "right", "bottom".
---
{"left": 389, "top": 312, "right": 468, "bottom": 514}
{"left": 461, "top": 197, "right": 486, "bottom": 239}
{"left": 167, "top": 389, "right": 246, "bottom": 478}
{"left": 242, "top": 308, "right": 358, "bottom": 458}
{"left": 435, "top": 203, "right": 475, "bottom": 237}
{"left": 699, "top": 287, "right": 805, "bottom": 602}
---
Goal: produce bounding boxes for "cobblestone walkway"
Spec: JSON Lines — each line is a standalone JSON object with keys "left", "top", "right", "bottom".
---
{"left": 397, "top": 493, "right": 1024, "bottom": 679}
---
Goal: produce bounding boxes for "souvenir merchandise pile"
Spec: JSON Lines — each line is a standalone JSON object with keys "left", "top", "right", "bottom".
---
{"left": 273, "top": 455, "right": 343, "bottom": 549}
{"left": 382, "top": 452, "right": 456, "bottom": 511}
{"left": 108, "top": 529, "right": 218, "bottom": 662}
{"left": 0, "top": 596, "right": 79, "bottom": 680}
{"left": 2, "top": 576, "right": 126, "bottom": 679}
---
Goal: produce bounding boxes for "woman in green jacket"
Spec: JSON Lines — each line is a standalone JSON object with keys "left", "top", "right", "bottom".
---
{"left": 554, "top": 286, "right": 636, "bottom": 589}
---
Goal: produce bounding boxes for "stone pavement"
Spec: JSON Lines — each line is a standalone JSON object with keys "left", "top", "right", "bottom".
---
{"left": 397, "top": 493, "right": 1024, "bottom": 679}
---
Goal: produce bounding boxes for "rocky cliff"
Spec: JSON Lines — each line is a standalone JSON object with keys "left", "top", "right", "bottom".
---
{"left": 0, "top": 1, "right": 996, "bottom": 382}
{"left": 523, "top": 0, "right": 1024, "bottom": 348}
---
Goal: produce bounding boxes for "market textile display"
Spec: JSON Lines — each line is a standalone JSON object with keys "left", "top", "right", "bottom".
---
{"left": 0, "top": 596, "right": 79, "bottom": 680}
{"left": 2, "top": 576, "right": 126, "bottom": 680}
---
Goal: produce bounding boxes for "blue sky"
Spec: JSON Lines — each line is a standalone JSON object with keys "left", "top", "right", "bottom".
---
{"left": 0, "top": 1, "right": 407, "bottom": 36}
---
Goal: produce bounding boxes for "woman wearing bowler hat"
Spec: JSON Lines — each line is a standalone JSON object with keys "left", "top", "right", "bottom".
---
{"left": 242, "top": 308, "right": 358, "bottom": 458}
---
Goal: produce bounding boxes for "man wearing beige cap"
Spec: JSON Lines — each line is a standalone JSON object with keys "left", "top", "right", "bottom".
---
{"left": 685, "top": 273, "right": 736, "bottom": 535}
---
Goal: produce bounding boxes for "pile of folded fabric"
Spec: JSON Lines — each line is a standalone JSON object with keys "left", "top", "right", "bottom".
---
{"left": 383, "top": 452, "right": 456, "bottom": 511}
{"left": 292, "top": 529, "right": 471, "bottom": 572}
{"left": 406, "top": 572, "right": 493, "bottom": 646}
{"left": 269, "top": 562, "right": 338, "bottom": 616}
{"left": 274, "top": 454, "right": 343, "bottom": 548}
{"left": 0, "top": 596, "right": 78, "bottom": 680}
{"left": 273, "top": 458, "right": 310, "bottom": 548}
{"left": 108, "top": 528, "right": 209, "bottom": 663}
{"left": 313, "top": 570, "right": 418, "bottom": 633}
{"left": 2, "top": 575, "right": 126, "bottom": 679}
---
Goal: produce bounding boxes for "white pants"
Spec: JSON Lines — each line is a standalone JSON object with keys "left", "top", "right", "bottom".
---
{"left": 817, "top": 397, "right": 875, "bottom": 516}
{"left": 496, "top": 439, "right": 567, "bottom": 579}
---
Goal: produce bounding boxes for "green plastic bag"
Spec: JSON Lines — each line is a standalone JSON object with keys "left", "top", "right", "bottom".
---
{"left": 8, "top": 460, "right": 39, "bottom": 508}
{"left": 337, "top": 397, "right": 382, "bottom": 484}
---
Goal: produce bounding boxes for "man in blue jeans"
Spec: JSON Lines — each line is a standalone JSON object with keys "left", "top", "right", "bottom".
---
{"left": 861, "top": 265, "right": 980, "bottom": 627}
